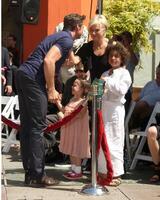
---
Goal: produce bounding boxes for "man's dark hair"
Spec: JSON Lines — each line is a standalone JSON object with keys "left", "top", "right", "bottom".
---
{"left": 120, "top": 31, "right": 133, "bottom": 43}
{"left": 63, "top": 13, "right": 86, "bottom": 31}
{"left": 8, "top": 34, "right": 17, "bottom": 42}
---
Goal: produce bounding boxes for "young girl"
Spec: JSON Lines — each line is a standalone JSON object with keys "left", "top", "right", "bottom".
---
{"left": 56, "top": 78, "right": 91, "bottom": 180}
{"left": 98, "top": 42, "right": 132, "bottom": 186}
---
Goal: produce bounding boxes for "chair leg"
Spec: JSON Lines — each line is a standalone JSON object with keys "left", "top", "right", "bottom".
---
{"left": 125, "top": 129, "right": 132, "bottom": 165}
{"left": 1, "top": 154, "right": 7, "bottom": 186}
{"left": 130, "top": 137, "right": 149, "bottom": 170}
{"left": 2, "top": 129, "right": 19, "bottom": 153}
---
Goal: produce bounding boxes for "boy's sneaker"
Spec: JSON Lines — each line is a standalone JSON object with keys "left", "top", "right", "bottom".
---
{"left": 63, "top": 172, "right": 83, "bottom": 180}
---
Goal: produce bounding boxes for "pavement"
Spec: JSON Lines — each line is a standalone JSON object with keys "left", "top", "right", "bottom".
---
{"left": 1, "top": 146, "right": 160, "bottom": 200}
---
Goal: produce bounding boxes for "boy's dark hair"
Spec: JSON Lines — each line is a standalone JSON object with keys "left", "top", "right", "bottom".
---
{"left": 107, "top": 41, "right": 129, "bottom": 66}
{"left": 63, "top": 13, "right": 86, "bottom": 31}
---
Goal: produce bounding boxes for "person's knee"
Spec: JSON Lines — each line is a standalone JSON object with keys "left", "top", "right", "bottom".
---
{"left": 147, "top": 126, "right": 158, "bottom": 141}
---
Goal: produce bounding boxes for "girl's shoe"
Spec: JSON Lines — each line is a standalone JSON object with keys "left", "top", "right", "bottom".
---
{"left": 63, "top": 171, "right": 83, "bottom": 180}
{"left": 63, "top": 171, "right": 73, "bottom": 178}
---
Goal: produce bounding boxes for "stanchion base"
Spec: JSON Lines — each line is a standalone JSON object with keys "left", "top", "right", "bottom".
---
{"left": 80, "top": 184, "right": 109, "bottom": 196}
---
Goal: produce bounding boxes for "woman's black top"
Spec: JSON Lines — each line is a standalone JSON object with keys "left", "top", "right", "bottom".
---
{"left": 76, "top": 40, "right": 111, "bottom": 82}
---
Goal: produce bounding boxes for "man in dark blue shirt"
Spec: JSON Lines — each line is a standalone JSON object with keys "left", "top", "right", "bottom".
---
{"left": 16, "top": 13, "right": 85, "bottom": 187}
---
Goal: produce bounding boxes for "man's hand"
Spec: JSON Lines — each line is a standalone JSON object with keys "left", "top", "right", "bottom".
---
{"left": 5, "top": 85, "right": 13, "bottom": 95}
{"left": 47, "top": 88, "right": 60, "bottom": 103}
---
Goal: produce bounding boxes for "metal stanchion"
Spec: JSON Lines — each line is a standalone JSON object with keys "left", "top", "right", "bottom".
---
{"left": 80, "top": 84, "right": 109, "bottom": 196}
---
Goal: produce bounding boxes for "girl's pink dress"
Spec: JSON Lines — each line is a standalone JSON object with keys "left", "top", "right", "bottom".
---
{"left": 59, "top": 98, "right": 90, "bottom": 158}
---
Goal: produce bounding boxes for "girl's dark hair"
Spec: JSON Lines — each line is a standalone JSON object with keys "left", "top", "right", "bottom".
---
{"left": 76, "top": 78, "right": 91, "bottom": 97}
{"left": 106, "top": 41, "right": 129, "bottom": 66}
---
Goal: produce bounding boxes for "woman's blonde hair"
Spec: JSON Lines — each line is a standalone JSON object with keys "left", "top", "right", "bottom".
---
{"left": 89, "top": 15, "right": 108, "bottom": 30}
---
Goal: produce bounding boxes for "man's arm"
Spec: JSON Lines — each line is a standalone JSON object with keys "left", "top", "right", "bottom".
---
{"left": 44, "top": 45, "right": 62, "bottom": 103}
{"left": 64, "top": 51, "right": 81, "bottom": 67}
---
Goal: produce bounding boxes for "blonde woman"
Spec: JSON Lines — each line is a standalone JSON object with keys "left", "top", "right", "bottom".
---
{"left": 76, "top": 15, "right": 111, "bottom": 82}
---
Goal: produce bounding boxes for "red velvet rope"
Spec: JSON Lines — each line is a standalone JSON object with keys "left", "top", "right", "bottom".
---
{"left": 1, "top": 115, "right": 20, "bottom": 130}
{"left": 96, "top": 110, "right": 113, "bottom": 186}
{"left": 1, "top": 105, "right": 83, "bottom": 133}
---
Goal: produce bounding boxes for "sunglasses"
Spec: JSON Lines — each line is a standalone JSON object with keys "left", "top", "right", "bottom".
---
{"left": 75, "top": 69, "right": 84, "bottom": 73}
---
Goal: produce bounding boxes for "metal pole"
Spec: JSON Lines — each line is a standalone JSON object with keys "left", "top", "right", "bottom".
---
{"left": 91, "top": 88, "right": 97, "bottom": 187}
{"left": 151, "top": 32, "right": 156, "bottom": 80}
{"left": 98, "top": 0, "right": 103, "bottom": 14}
{"left": 80, "top": 85, "right": 109, "bottom": 196}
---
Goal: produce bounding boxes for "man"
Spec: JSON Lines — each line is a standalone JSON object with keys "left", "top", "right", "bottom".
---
{"left": 7, "top": 34, "right": 20, "bottom": 66}
{"left": 1, "top": 47, "right": 13, "bottom": 95}
{"left": 16, "top": 13, "right": 85, "bottom": 187}
{"left": 130, "top": 62, "right": 160, "bottom": 130}
{"left": 119, "top": 31, "right": 140, "bottom": 114}
{"left": 55, "top": 21, "right": 88, "bottom": 85}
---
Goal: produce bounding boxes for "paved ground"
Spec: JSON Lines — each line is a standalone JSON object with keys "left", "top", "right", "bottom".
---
{"left": 1, "top": 147, "right": 160, "bottom": 200}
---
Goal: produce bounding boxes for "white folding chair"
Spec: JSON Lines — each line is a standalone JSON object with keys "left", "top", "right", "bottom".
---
{"left": 125, "top": 100, "right": 136, "bottom": 165}
{"left": 1, "top": 96, "right": 17, "bottom": 186}
{"left": 130, "top": 102, "right": 160, "bottom": 169}
{"left": 2, "top": 95, "right": 20, "bottom": 153}
{"left": 1, "top": 96, "right": 15, "bottom": 138}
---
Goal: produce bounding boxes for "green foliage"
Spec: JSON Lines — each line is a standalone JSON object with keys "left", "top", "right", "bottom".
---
{"left": 103, "top": 0, "right": 160, "bottom": 51}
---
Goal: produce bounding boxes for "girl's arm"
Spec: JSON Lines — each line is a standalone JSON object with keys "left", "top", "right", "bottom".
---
{"left": 55, "top": 100, "right": 65, "bottom": 113}
{"left": 55, "top": 100, "right": 65, "bottom": 119}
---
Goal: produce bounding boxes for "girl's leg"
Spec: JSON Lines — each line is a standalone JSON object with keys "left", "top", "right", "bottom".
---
{"left": 63, "top": 156, "right": 82, "bottom": 180}
{"left": 70, "top": 156, "right": 82, "bottom": 173}
{"left": 70, "top": 156, "right": 81, "bottom": 166}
